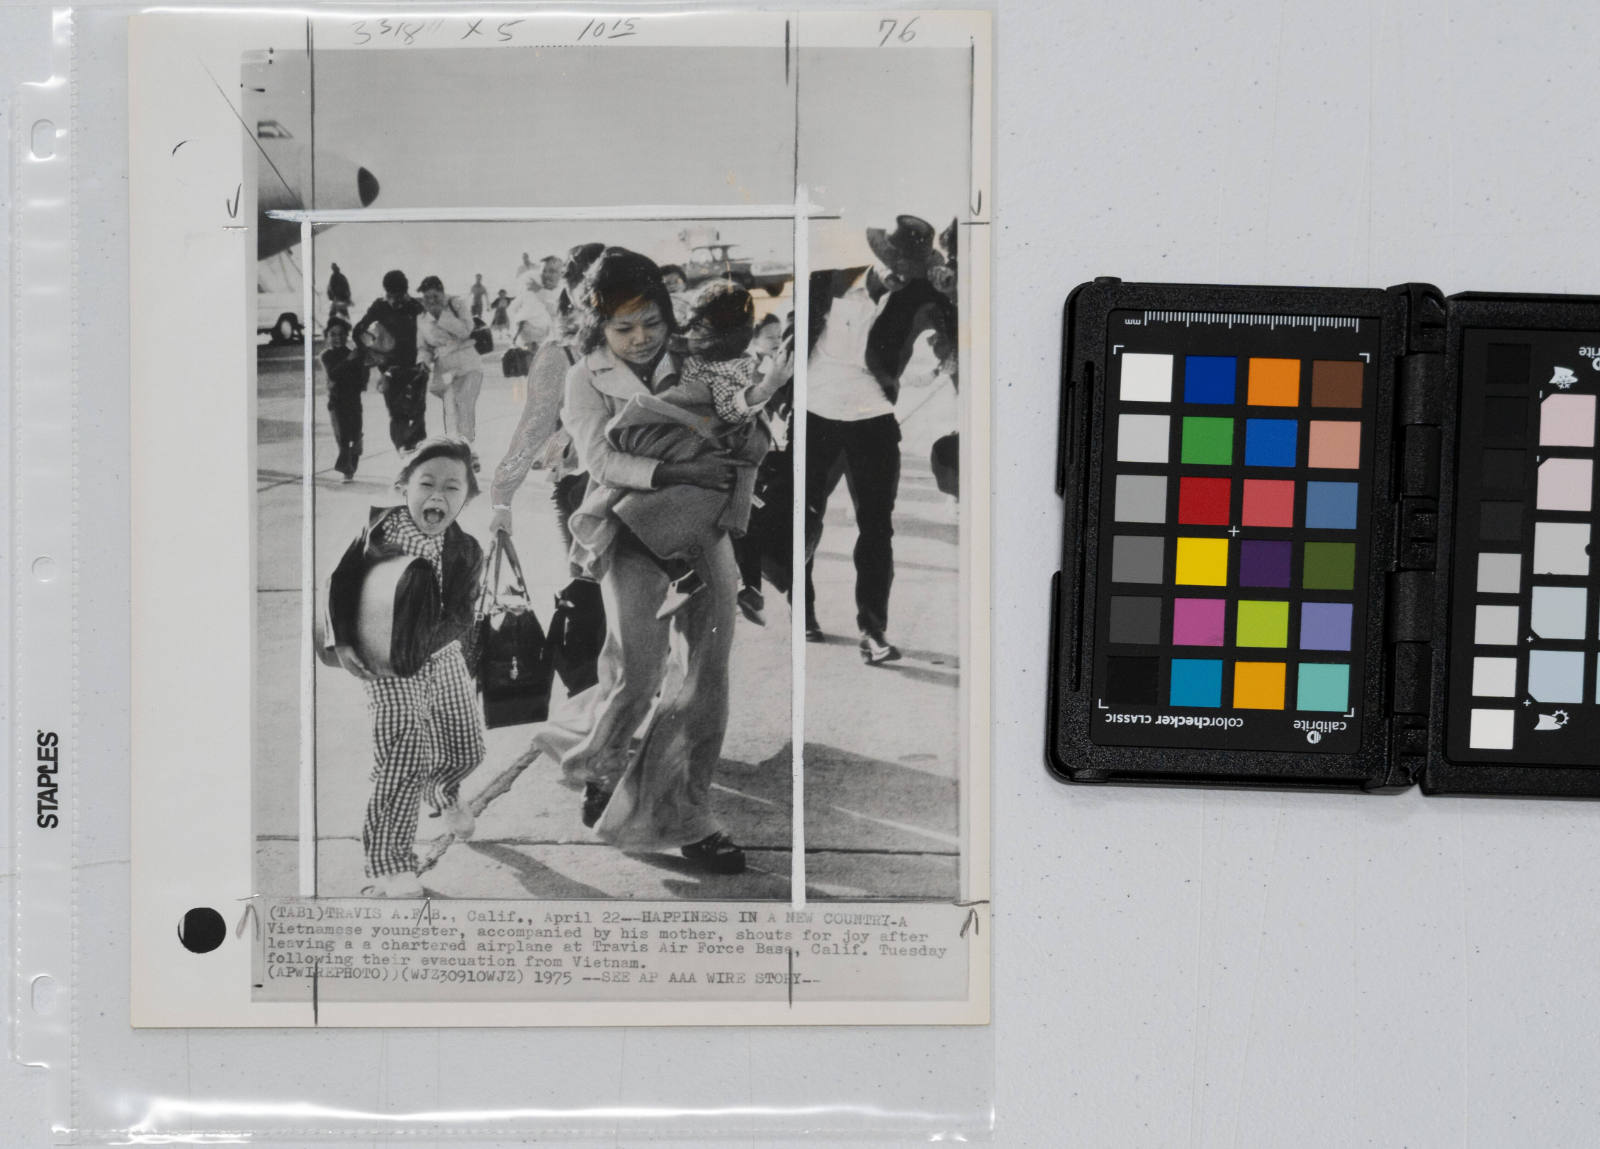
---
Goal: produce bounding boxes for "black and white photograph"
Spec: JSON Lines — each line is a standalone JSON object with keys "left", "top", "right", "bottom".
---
{"left": 251, "top": 34, "right": 975, "bottom": 907}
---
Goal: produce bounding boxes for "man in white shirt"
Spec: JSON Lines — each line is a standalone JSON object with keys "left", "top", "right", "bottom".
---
{"left": 508, "top": 255, "right": 563, "bottom": 352}
{"left": 803, "top": 215, "right": 957, "bottom": 664}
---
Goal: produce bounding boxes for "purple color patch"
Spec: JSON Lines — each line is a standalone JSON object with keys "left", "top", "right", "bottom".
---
{"left": 1299, "top": 601, "right": 1353, "bottom": 651}
{"left": 1172, "top": 598, "right": 1227, "bottom": 646}
{"left": 1239, "top": 539, "right": 1292, "bottom": 588}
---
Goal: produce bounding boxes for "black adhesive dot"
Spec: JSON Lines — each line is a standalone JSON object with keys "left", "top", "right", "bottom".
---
{"left": 178, "top": 907, "right": 226, "bottom": 954}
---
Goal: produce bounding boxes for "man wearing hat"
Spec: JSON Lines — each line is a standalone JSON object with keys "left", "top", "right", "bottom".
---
{"left": 803, "top": 214, "right": 958, "bottom": 664}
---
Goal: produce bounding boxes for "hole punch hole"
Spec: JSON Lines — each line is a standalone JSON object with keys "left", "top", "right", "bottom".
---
{"left": 32, "top": 555, "right": 57, "bottom": 583}
{"left": 30, "top": 120, "right": 56, "bottom": 161}
{"left": 30, "top": 973, "right": 57, "bottom": 1015}
{"left": 178, "top": 907, "right": 227, "bottom": 954}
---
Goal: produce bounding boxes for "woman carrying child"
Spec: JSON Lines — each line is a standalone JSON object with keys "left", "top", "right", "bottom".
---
{"left": 526, "top": 248, "right": 749, "bottom": 874}
{"left": 568, "top": 279, "right": 792, "bottom": 618}
{"left": 323, "top": 437, "right": 485, "bottom": 898}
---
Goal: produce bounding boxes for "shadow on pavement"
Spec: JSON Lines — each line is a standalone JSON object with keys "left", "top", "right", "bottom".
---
{"left": 462, "top": 840, "right": 613, "bottom": 900}
{"left": 802, "top": 742, "right": 959, "bottom": 858}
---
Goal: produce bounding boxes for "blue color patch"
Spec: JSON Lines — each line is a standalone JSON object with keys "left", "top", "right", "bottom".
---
{"left": 1184, "top": 356, "right": 1237, "bottom": 404}
{"left": 1169, "top": 658, "right": 1224, "bottom": 708}
{"left": 1245, "top": 418, "right": 1299, "bottom": 467}
{"left": 1305, "top": 481, "right": 1359, "bottom": 529}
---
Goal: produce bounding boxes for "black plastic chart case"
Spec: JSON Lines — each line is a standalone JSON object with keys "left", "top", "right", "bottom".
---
{"left": 1051, "top": 278, "right": 1600, "bottom": 797}
{"left": 8, "top": 4, "right": 995, "bottom": 1144}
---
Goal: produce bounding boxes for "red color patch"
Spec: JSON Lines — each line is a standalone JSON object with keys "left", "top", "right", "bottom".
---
{"left": 1241, "top": 479, "right": 1296, "bottom": 527}
{"left": 1177, "top": 476, "right": 1232, "bottom": 525}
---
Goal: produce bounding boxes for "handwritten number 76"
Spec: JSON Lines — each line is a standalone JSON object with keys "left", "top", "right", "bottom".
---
{"left": 878, "top": 16, "right": 919, "bottom": 46}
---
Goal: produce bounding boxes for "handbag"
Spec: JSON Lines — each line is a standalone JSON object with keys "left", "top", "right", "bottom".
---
{"left": 930, "top": 431, "right": 959, "bottom": 497}
{"left": 501, "top": 346, "right": 530, "bottom": 377}
{"left": 471, "top": 318, "right": 495, "bottom": 356}
{"left": 473, "top": 534, "right": 554, "bottom": 728}
{"left": 547, "top": 577, "right": 606, "bottom": 695}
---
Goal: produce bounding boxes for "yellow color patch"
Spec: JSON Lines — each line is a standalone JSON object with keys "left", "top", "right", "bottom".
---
{"left": 1233, "top": 661, "right": 1287, "bottom": 710}
{"left": 1174, "top": 536, "right": 1229, "bottom": 586}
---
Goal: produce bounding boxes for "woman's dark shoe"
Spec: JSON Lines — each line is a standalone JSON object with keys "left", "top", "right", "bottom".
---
{"left": 581, "top": 782, "right": 613, "bottom": 828}
{"left": 680, "top": 831, "right": 746, "bottom": 874}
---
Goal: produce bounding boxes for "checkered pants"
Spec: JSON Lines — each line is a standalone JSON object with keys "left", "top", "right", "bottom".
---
{"left": 361, "top": 641, "right": 484, "bottom": 877}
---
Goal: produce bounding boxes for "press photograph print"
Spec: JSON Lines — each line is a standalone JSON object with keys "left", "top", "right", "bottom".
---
{"left": 133, "top": 9, "right": 988, "bottom": 1024}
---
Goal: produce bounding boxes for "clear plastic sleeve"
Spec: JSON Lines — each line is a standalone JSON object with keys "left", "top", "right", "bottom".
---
{"left": 9, "top": 3, "right": 994, "bottom": 1142}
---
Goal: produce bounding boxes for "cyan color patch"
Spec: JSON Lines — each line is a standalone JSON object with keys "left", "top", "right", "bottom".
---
{"left": 1169, "top": 658, "right": 1224, "bottom": 707}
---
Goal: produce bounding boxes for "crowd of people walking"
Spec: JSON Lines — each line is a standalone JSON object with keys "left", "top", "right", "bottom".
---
{"left": 315, "top": 218, "right": 957, "bottom": 898}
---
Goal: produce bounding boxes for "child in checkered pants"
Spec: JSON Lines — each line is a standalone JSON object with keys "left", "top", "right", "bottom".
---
{"left": 323, "top": 437, "right": 486, "bottom": 898}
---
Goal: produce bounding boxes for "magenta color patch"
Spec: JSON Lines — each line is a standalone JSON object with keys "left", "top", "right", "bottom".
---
{"left": 1172, "top": 598, "right": 1227, "bottom": 647}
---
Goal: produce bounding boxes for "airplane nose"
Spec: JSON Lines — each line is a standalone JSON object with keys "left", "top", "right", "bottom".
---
{"left": 357, "top": 167, "right": 379, "bottom": 207}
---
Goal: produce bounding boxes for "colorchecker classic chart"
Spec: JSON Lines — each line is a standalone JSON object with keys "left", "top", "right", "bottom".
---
{"left": 1051, "top": 282, "right": 1600, "bottom": 797}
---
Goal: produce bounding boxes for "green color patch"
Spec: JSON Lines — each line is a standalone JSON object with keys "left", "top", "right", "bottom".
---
{"left": 1302, "top": 541, "right": 1356, "bottom": 590}
{"left": 1180, "top": 416, "right": 1235, "bottom": 466}
{"left": 1235, "top": 600, "right": 1289, "bottom": 648}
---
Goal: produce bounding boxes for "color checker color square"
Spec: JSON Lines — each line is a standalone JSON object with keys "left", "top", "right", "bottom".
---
{"left": 1300, "top": 602, "right": 1353, "bottom": 651}
{"left": 1530, "top": 585, "right": 1587, "bottom": 640}
{"left": 1538, "top": 457, "right": 1593, "bottom": 512}
{"left": 1303, "top": 542, "right": 1355, "bottom": 590}
{"left": 1486, "top": 343, "right": 1531, "bottom": 387}
{"left": 1115, "top": 474, "right": 1168, "bottom": 523}
{"left": 1184, "top": 356, "right": 1236, "bottom": 404}
{"left": 1244, "top": 419, "right": 1298, "bottom": 467}
{"left": 1169, "top": 659, "right": 1223, "bottom": 708}
{"left": 1477, "top": 553, "right": 1521, "bottom": 594}
{"left": 1172, "top": 598, "right": 1226, "bottom": 646}
{"left": 1175, "top": 537, "right": 1229, "bottom": 585}
{"left": 1118, "top": 414, "right": 1170, "bottom": 463}
{"left": 1528, "top": 650, "right": 1585, "bottom": 703}
{"left": 1473, "top": 656, "right": 1517, "bottom": 697}
{"left": 1540, "top": 393, "right": 1596, "bottom": 448}
{"left": 1304, "top": 481, "right": 1358, "bottom": 529}
{"left": 1178, "top": 477, "right": 1231, "bottom": 525}
{"left": 1239, "top": 539, "right": 1292, "bottom": 588}
{"left": 1475, "top": 604, "right": 1520, "bottom": 645}
{"left": 1297, "top": 664, "right": 1349, "bottom": 712}
{"left": 1470, "top": 709, "right": 1515, "bottom": 750}
{"left": 1233, "top": 661, "right": 1286, "bottom": 709}
{"left": 1236, "top": 600, "right": 1289, "bottom": 648}
{"left": 1533, "top": 522, "right": 1590, "bottom": 576}
{"left": 1106, "top": 656, "right": 1159, "bottom": 705}
{"left": 1311, "top": 361, "right": 1364, "bottom": 408}
{"left": 1112, "top": 535, "right": 1165, "bottom": 583}
{"left": 1119, "top": 353, "right": 1172, "bottom": 403}
{"left": 1181, "top": 417, "right": 1234, "bottom": 465}
{"left": 1483, "top": 397, "right": 1529, "bottom": 444}
{"left": 1108, "top": 596, "right": 1162, "bottom": 645}
{"left": 1247, "top": 358, "right": 1300, "bottom": 406}
{"left": 1242, "top": 480, "right": 1295, "bottom": 527}
{"left": 1308, "top": 420, "right": 1362, "bottom": 469}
